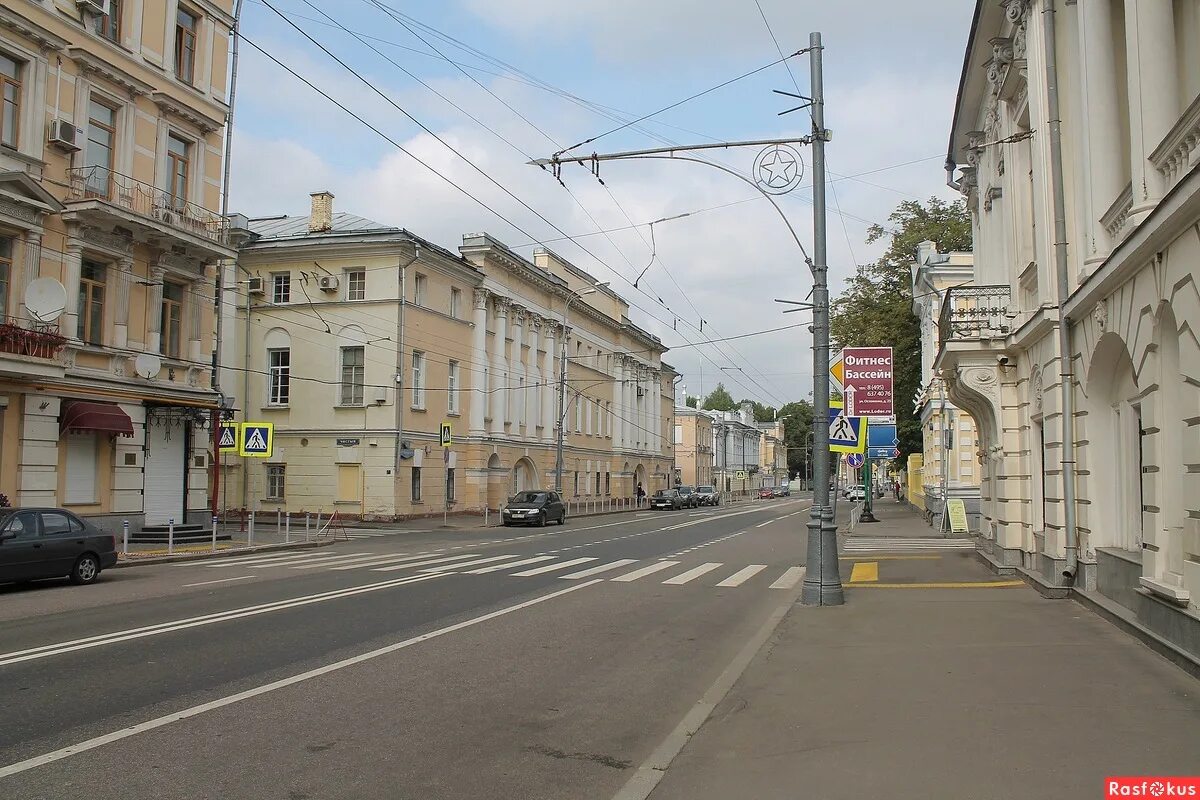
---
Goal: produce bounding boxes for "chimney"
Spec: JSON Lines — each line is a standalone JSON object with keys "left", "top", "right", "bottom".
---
{"left": 309, "top": 191, "right": 334, "bottom": 234}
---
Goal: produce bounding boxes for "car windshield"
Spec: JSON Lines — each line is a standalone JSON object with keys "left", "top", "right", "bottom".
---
{"left": 653, "top": 490, "right": 669, "bottom": 497}
{"left": 678, "top": 486, "right": 694, "bottom": 493}
{"left": 511, "top": 492, "right": 547, "bottom": 504}
{"left": 697, "top": 486, "right": 713, "bottom": 493}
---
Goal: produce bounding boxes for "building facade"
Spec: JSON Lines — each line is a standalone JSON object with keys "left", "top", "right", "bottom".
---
{"left": 705, "top": 405, "right": 762, "bottom": 496}
{"left": 223, "top": 192, "right": 676, "bottom": 519}
{"left": 910, "top": 240, "right": 981, "bottom": 528}
{"left": 673, "top": 406, "right": 713, "bottom": 487}
{"left": 756, "top": 420, "right": 787, "bottom": 489}
{"left": 0, "top": 1, "right": 234, "bottom": 534}
{"left": 943, "top": 0, "right": 1200, "bottom": 656}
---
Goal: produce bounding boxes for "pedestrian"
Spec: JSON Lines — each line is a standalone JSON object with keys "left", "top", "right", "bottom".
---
{"left": 893, "top": 479, "right": 901, "bottom": 500}
{"left": 636, "top": 482, "right": 646, "bottom": 507}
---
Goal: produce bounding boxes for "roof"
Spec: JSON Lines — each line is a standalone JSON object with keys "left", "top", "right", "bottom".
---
{"left": 247, "top": 212, "right": 399, "bottom": 240}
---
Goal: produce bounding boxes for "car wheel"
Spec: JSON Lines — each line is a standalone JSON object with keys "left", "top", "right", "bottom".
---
{"left": 70, "top": 553, "right": 101, "bottom": 585}
{"left": 557, "top": 511, "right": 566, "bottom": 525}
{"left": 537, "top": 511, "right": 547, "bottom": 527}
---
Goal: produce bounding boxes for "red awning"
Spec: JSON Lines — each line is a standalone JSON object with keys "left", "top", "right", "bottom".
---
{"left": 60, "top": 401, "right": 134, "bottom": 438}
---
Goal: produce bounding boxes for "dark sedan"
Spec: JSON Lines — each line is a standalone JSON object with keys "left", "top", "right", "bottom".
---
{"left": 650, "top": 489, "right": 684, "bottom": 510}
{"left": 502, "top": 491, "right": 566, "bottom": 527}
{"left": 0, "top": 508, "right": 118, "bottom": 585}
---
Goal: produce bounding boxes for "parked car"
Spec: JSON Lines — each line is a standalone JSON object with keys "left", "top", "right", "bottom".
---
{"left": 847, "top": 487, "right": 867, "bottom": 502}
{"left": 758, "top": 487, "right": 775, "bottom": 499}
{"left": 501, "top": 490, "right": 566, "bottom": 527}
{"left": 775, "top": 485, "right": 791, "bottom": 497}
{"left": 676, "top": 485, "right": 701, "bottom": 508}
{"left": 650, "top": 489, "right": 684, "bottom": 510}
{"left": 695, "top": 485, "right": 720, "bottom": 506}
{"left": 0, "top": 508, "right": 117, "bottom": 586}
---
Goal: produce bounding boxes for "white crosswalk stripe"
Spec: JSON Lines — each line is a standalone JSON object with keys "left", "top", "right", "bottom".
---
{"left": 254, "top": 553, "right": 375, "bottom": 569}
{"left": 370, "top": 553, "right": 486, "bottom": 572}
{"left": 843, "top": 537, "right": 974, "bottom": 552}
{"left": 466, "top": 555, "right": 556, "bottom": 574}
{"left": 769, "top": 566, "right": 805, "bottom": 589}
{"left": 330, "top": 553, "right": 476, "bottom": 571}
{"left": 662, "top": 563, "right": 724, "bottom": 585}
{"left": 418, "top": 554, "right": 521, "bottom": 573}
{"left": 715, "top": 564, "right": 768, "bottom": 587}
{"left": 611, "top": 561, "right": 680, "bottom": 582}
{"left": 557, "top": 559, "right": 638, "bottom": 579}
{"left": 511, "top": 557, "right": 597, "bottom": 577}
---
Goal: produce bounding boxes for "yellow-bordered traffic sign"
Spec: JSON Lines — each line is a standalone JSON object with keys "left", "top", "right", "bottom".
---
{"left": 440, "top": 422, "right": 452, "bottom": 447}
{"left": 239, "top": 422, "right": 274, "bottom": 458}
{"left": 218, "top": 423, "right": 239, "bottom": 454}
{"left": 828, "top": 400, "right": 865, "bottom": 454}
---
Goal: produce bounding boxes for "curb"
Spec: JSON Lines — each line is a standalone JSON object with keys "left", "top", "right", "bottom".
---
{"left": 114, "top": 538, "right": 336, "bottom": 568}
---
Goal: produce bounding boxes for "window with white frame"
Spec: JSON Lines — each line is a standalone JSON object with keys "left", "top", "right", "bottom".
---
{"left": 450, "top": 287, "right": 461, "bottom": 318}
{"left": 0, "top": 53, "right": 22, "bottom": 149}
{"left": 271, "top": 272, "right": 290, "bottom": 304}
{"left": 674, "top": 425, "right": 683, "bottom": 444}
{"left": 345, "top": 268, "right": 365, "bottom": 301}
{"left": 575, "top": 392, "right": 582, "bottom": 432}
{"left": 411, "top": 350, "right": 425, "bottom": 408}
{"left": 413, "top": 273, "right": 427, "bottom": 306}
{"left": 447, "top": 360, "right": 459, "bottom": 414}
{"left": 266, "top": 464, "right": 286, "bottom": 500}
{"left": 267, "top": 348, "right": 290, "bottom": 405}
{"left": 340, "top": 346, "right": 365, "bottom": 405}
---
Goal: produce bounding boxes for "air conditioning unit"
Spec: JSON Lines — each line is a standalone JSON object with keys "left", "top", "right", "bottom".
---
{"left": 318, "top": 275, "right": 339, "bottom": 292}
{"left": 77, "top": 0, "right": 110, "bottom": 14}
{"left": 247, "top": 276, "right": 266, "bottom": 295}
{"left": 47, "top": 119, "right": 81, "bottom": 151}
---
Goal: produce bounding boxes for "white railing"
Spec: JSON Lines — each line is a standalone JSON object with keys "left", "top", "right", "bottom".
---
{"left": 1101, "top": 182, "right": 1134, "bottom": 244}
{"left": 1150, "top": 93, "right": 1200, "bottom": 193}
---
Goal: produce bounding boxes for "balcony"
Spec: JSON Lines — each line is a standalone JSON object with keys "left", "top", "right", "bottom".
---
{"left": 0, "top": 317, "right": 66, "bottom": 359}
{"left": 938, "top": 285, "right": 1013, "bottom": 349}
{"left": 64, "top": 167, "right": 234, "bottom": 259}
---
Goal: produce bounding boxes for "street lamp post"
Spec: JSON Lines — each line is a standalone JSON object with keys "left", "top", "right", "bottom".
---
{"left": 554, "top": 283, "right": 609, "bottom": 493}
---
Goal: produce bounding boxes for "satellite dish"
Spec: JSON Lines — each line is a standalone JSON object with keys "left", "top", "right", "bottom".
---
{"left": 24, "top": 278, "right": 67, "bottom": 323}
{"left": 133, "top": 353, "right": 162, "bottom": 380}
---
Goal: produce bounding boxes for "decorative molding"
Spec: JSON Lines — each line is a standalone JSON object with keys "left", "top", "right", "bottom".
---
{"left": 984, "top": 185, "right": 1003, "bottom": 213}
{"left": 1092, "top": 301, "right": 1108, "bottom": 332}
{"left": 985, "top": 37, "right": 1014, "bottom": 93}
{"left": 0, "top": 7, "right": 69, "bottom": 51}
{"left": 79, "top": 225, "right": 133, "bottom": 253}
{"left": 68, "top": 47, "right": 154, "bottom": 98}
{"left": 1030, "top": 367, "right": 1043, "bottom": 414}
{"left": 1101, "top": 182, "right": 1134, "bottom": 243}
{"left": 493, "top": 296, "right": 511, "bottom": 317}
{"left": 1003, "top": 0, "right": 1030, "bottom": 25}
{"left": 0, "top": 199, "right": 39, "bottom": 224}
{"left": 151, "top": 91, "right": 224, "bottom": 134}
{"left": 472, "top": 288, "right": 490, "bottom": 310}
{"left": 965, "top": 130, "right": 985, "bottom": 166}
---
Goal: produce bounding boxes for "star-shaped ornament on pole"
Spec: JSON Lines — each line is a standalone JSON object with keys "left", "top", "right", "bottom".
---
{"left": 753, "top": 144, "right": 804, "bottom": 195}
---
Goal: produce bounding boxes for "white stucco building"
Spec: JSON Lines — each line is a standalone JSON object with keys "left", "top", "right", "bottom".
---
{"left": 942, "top": 0, "right": 1200, "bottom": 661}
{"left": 703, "top": 405, "right": 762, "bottom": 496}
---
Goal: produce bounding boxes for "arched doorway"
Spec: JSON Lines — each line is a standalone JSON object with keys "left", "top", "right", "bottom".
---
{"left": 486, "top": 453, "right": 505, "bottom": 510}
{"left": 513, "top": 457, "right": 537, "bottom": 493}
{"left": 1084, "top": 332, "right": 1141, "bottom": 554}
{"left": 634, "top": 463, "right": 647, "bottom": 500}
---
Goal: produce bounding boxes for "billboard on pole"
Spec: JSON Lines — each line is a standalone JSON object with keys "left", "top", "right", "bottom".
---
{"left": 842, "top": 346, "right": 894, "bottom": 419}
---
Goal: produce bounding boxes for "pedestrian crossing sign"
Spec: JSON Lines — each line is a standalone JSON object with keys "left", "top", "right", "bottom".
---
{"left": 827, "top": 400, "right": 866, "bottom": 454}
{"left": 238, "top": 422, "right": 274, "bottom": 458}
{"left": 218, "top": 423, "right": 239, "bottom": 454}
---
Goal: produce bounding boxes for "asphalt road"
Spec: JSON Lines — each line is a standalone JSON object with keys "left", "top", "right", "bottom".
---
{"left": 0, "top": 498, "right": 812, "bottom": 800}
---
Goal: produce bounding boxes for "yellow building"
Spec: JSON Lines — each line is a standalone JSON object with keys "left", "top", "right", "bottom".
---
{"left": 673, "top": 407, "right": 713, "bottom": 488}
{"left": 757, "top": 420, "right": 787, "bottom": 489}
{"left": 223, "top": 192, "right": 676, "bottom": 520}
{"left": 0, "top": 1, "right": 234, "bottom": 535}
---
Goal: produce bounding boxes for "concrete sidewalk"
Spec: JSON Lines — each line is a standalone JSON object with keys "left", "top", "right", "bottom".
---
{"left": 643, "top": 509, "right": 1200, "bottom": 800}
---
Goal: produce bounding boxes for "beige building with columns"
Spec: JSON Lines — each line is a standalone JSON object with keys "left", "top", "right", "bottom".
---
{"left": 223, "top": 192, "right": 676, "bottom": 519}
{"left": 942, "top": 0, "right": 1200, "bottom": 658}
{"left": 673, "top": 406, "right": 713, "bottom": 488}
{"left": 0, "top": 1, "right": 234, "bottom": 535}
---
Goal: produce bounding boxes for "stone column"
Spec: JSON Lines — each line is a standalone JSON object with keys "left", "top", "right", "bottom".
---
{"left": 18, "top": 230, "right": 42, "bottom": 323}
{"left": 1078, "top": 0, "right": 1124, "bottom": 264}
{"left": 528, "top": 316, "right": 542, "bottom": 434}
{"left": 113, "top": 255, "right": 133, "bottom": 348}
{"left": 188, "top": 268, "right": 204, "bottom": 361}
{"left": 510, "top": 306, "right": 526, "bottom": 430}
{"left": 146, "top": 265, "right": 166, "bottom": 354}
{"left": 1125, "top": 0, "right": 1179, "bottom": 222}
{"left": 470, "top": 289, "right": 489, "bottom": 435}
{"left": 614, "top": 358, "right": 625, "bottom": 449}
{"left": 541, "top": 320, "right": 556, "bottom": 442}
{"left": 490, "top": 297, "right": 508, "bottom": 437}
{"left": 61, "top": 236, "right": 83, "bottom": 339}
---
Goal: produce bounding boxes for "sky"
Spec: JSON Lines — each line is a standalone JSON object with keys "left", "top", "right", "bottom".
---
{"left": 229, "top": 0, "right": 976, "bottom": 411}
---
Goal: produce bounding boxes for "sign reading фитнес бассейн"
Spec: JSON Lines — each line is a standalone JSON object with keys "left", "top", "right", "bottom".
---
{"left": 842, "top": 346, "right": 894, "bottom": 419}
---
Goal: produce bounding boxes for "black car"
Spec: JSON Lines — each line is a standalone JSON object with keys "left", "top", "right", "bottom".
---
{"left": 0, "top": 508, "right": 118, "bottom": 585}
{"left": 650, "top": 489, "right": 684, "bottom": 510}
{"left": 676, "top": 485, "right": 701, "bottom": 508}
{"left": 695, "top": 485, "right": 720, "bottom": 506}
{"left": 502, "top": 491, "right": 566, "bottom": 527}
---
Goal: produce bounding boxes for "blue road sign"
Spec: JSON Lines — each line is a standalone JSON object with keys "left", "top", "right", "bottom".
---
{"left": 827, "top": 401, "right": 865, "bottom": 454}
{"left": 867, "top": 424, "right": 898, "bottom": 449}
{"left": 846, "top": 452, "right": 865, "bottom": 469}
{"left": 239, "top": 422, "right": 274, "bottom": 458}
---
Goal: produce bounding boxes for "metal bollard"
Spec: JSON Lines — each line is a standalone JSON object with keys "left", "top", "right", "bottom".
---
{"left": 315, "top": 511, "right": 321, "bottom": 535}
{"left": 122, "top": 519, "right": 129, "bottom": 556}
{"left": 248, "top": 511, "right": 255, "bottom": 546}
{"left": 305, "top": 513, "right": 311, "bottom": 541}
{"left": 285, "top": 513, "right": 291, "bottom": 543}
{"left": 168, "top": 517, "right": 175, "bottom": 555}
{"left": 277, "top": 512, "right": 282, "bottom": 536}
{"left": 211, "top": 515, "right": 218, "bottom": 552}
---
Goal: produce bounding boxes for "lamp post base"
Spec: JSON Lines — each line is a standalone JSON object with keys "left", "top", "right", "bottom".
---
{"left": 801, "top": 511, "right": 844, "bottom": 606}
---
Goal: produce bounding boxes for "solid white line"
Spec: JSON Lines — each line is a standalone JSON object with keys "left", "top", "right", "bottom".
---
{"left": 465, "top": 555, "right": 556, "bottom": 574}
{"left": 714, "top": 564, "right": 768, "bottom": 587}
{"left": 415, "top": 554, "right": 520, "bottom": 573}
{"left": 0, "top": 573, "right": 443, "bottom": 668}
{"left": 662, "top": 563, "right": 724, "bottom": 585}
{"left": 510, "top": 557, "right": 597, "bottom": 577}
{"left": 182, "top": 575, "right": 259, "bottom": 588}
{"left": 611, "top": 561, "right": 680, "bottom": 583}
{"left": 769, "top": 566, "right": 806, "bottom": 589}
{"left": 366, "top": 553, "right": 485, "bottom": 572}
{"left": 557, "top": 559, "right": 638, "bottom": 579}
{"left": 0, "top": 578, "right": 605, "bottom": 781}
{"left": 327, "top": 552, "right": 466, "bottom": 571}
{"left": 755, "top": 521, "right": 773, "bottom": 528}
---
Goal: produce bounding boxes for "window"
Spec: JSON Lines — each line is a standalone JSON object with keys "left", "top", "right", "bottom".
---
{"left": 575, "top": 393, "right": 582, "bottom": 433}
{"left": 450, "top": 287, "right": 461, "bottom": 318}
{"left": 271, "top": 273, "right": 290, "bottom": 304}
{"left": 85, "top": 98, "right": 117, "bottom": 197}
{"left": 266, "top": 464, "right": 286, "bottom": 500}
{"left": 267, "top": 348, "right": 290, "bottom": 405}
{"left": 595, "top": 472, "right": 601, "bottom": 494}
{"left": 0, "top": 236, "right": 12, "bottom": 314}
{"left": 78, "top": 260, "right": 106, "bottom": 344}
{"left": 411, "top": 350, "right": 425, "bottom": 408}
{"left": 337, "top": 464, "right": 361, "bottom": 502}
{"left": 175, "top": 7, "right": 198, "bottom": 83}
{"left": 573, "top": 471, "right": 579, "bottom": 497}
{"left": 340, "top": 346, "right": 365, "bottom": 405}
{"left": 413, "top": 273, "right": 427, "bottom": 305}
{"left": 166, "top": 134, "right": 190, "bottom": 209}
{"left": 446, "top": 468, "right": 455, "bottom": 502}
{"left": 605, "top": 472, "right": 611, "bottom": 495}
{"left": 1, "top": 53, "right": 21, "bottom": 149}
{"left": 447, "top": 360, "right": 459, "bottom": 414}
{"left": 345, "top": 268, "right": 365, "bottom": 301}
{"left": 160, "top": 281, "right": 183, "bottom": 358}
{"left": 40, "top": 512, "right": 73, "bottom": 536}
{"left": 674, "top": 425, "right": 683, "bottom": 444}
{"left": 411, "top": 466, "right": 422, "bottom": 502}
{"left": 3, "top": 511, "right": 37, "bottom": 538}
{"left": 96, "top": 0, "right": 121, "bottom": 41}
{"left": 65, "top": 434, "right": 98, "bottom": 504}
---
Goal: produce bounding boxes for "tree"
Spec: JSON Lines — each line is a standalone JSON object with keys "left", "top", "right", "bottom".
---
{"left": 685, "top": 395, "right": 699, "bottom": 408}
{"left": 831, "top": 197, "right": 972, "bottom": 461}
{"left": 777, "top": 400, "right": 815, "bottom": 479}
{"left": 701, "top": 383, "right": 736, "bottom": 412}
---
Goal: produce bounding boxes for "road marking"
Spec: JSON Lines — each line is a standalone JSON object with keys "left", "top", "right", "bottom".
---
{"left": 838, "top": 555, "right": 939, "bottom": 561}
{"left": 327, "top": 552, "right": 465, "bottom": 571}
{"left": 0, "top": 573, "right": 444, "bottom": 668}
{"left": 466, "top": 555, "right": 556, "bottom": 574}
{"left": 192, "top": 552, "right": 338, "bottom": 568}
{"left": 715, "top": 565, "right": 768, "bottom": 587}
{"left": 769, "top": 566, "right": 806, "bottom": 589}
{"left": 289, "top": 553, "right": 402, "bottom": 570}
{"left": 849, "top": 561, "right": 879, "bottom": 583}
{"left": 611, "top": 561, "right": 680, "bottom": 582}
{"left": 754, "top": 520, "right": 773, "bottom": 528}
{"left": 662, "top": 563, "right": 724, "bottom": 585}
{"left": 368, "top": 553, "right": 485, "bottom": 572}
{"left": 182, "top": 575, "right": 258, "bottom": 588}
{"left": 417, "top": 554, "right": 521, "bottom": 572}
{"left": 253, "top": 552, "right": 376, "bottom": 568}
{"left": 177, "top": 553, "right": 304, "bottom": 568}
{"left": 0, "top": 578, "right": 604, "bottom": 781}
{"left": 558, "top": 559, "right": 638, "bottom": 579}
{"left": 511, "top": 557, "right": 597, "bottom": 577}
{"left": 850, "top": 581, "right": 1024, "bottom": 589}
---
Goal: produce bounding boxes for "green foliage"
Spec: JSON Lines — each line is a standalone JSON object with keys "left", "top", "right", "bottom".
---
{"left": 777, "top": 400, "right": 815, "bottom": 478}
{"left": 685, "top": 395, "right": 699, "bottom": 408}
{"left": 701, "top": 383, "right": 737, "bottom": 412}
{"left": 831, "top": 197, "right": 972, "bottom": 462}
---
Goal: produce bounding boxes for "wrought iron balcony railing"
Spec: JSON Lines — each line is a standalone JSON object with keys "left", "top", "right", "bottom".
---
{"left": 66, "top": 166, "right": 228, "bottom": 247}
{"left": 0, "top": 317, "right": 67, "bottom": 360}
{"left": 938, "top": 285, "right": 1013, "bottom": 349}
